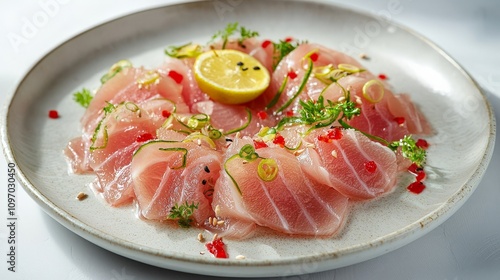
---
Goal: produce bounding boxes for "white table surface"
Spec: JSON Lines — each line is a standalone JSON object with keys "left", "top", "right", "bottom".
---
{"left": 1, "top": 0, "right": 499, "bottom": 279}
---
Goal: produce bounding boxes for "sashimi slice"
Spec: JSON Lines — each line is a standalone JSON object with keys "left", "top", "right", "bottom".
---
{"left": 81, "top": 67, "right": 187, "bottom": 136}
{"left": 64, "top": 135, "right": 93, "bottom": 174}
{"left": 89, "top": 101, "right": 163, "bottom": 206}
{"left": 301, "top": 128, "right": 398, "bottom": 200}
{"left": 131, "top": 140, "right": 221, "bottom": 224}
{"left": 212, "top": 137, "right": 349, "bottom": 237}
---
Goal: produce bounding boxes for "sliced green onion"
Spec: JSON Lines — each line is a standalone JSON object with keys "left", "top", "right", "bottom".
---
{"left": 238, "top": 144, "right": 259, "bottom": 161}
{"left": 362, "top": 79, "right": 385, "bottom": 103}
{"left": 265, "top": 75, "right": 288, "bottom": 110}
{"left": 165, "top": 43, "right": 203, "bottom": 59}
{"left": 223, "top": 108, "right": 252, "bottom": 135}
{"left": 158, "top": 147, "right": 188, "bottom": 169}
{"left": 90, "top": 120, "right": 108, "bottom": 150}
{"left": 187, "top": 114, "right": 210, "bottom": 130}
{"left": 136, "top": 70, "right": 161, "bottom": 88}
{"left": 257, "top": 158, "right": 279, "bottom": 182}
{"left": 277, "top": 58, "right": 314, "bottom": 113}
{"left": 182, "top": 132, "right": 217, "bottom": 149}
{"left": 100, "top": 60, "right": 132, "bottom": 84}
{"left": 338, "top": 63, "right": 364, "bottom": 73}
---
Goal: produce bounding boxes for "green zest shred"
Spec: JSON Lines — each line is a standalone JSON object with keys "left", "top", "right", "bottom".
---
{"left": 159, "top": 147, "right": 188, "bottom": 169}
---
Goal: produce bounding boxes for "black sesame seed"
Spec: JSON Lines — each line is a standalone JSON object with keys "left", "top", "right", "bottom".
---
{"left": 202, "top": 179, "right": 207, "bottom": 185}
{"left": 242, "top": 67, "right": 248, "bottom": 71}
{"left": 237, "top": 61, "right": 244, "bottom": 66}
{"left": 253, "top": 66, "right": 261, "bottom": 70}
{"left": 225, "top": 138, "right": 233, "bottom": 142}
{"left": 204, "top": 166, "right": 210, "bottom": 173}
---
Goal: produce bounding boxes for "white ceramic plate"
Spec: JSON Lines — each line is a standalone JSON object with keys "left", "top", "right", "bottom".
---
{"left": 1, "top": 0, "right": 495, "bottom": 277}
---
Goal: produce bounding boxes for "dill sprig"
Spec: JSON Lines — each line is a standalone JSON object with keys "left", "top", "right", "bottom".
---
{"left": 272, "top": 40, "right": 301, "bottom": 69}
{"left": 168, "top": 202, "right": 199, "bottom": 228}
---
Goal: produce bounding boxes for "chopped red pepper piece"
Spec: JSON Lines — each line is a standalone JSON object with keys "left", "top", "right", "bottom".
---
{"left": 394, "top": 117, "right": 405, "bottom": 125}
{"left": 287, "top": 71, "right": 297, "bottom": 80}
{"left": 206, "top": 238, "right": 228, "bottom": 258}
{"left": 407, "top": 181, "right": 425, "bottom": 194}
{"left": 261, "top": 40, "right": 272, "bottom": 48}
{"left": 273, "top": 134, "right": 286, "bottom": 148}
{"left": 416, "top": 139, "right": 429, "bottom": 149}
{"left": 364, "top": 161, "right": 377, "bottom": 173}
{"left": 309, "top": 52, "right": 319, "bottom": 62}
{"left": 284, "top": 37, "right": 293, "bottom": 43}
{"left": 48, "top": 110, "right": 59, "bottom": 119}
{"left": 378, "top": 74, "right": 387, "bottom": 80}
{"left": 253, "top": 140, "right": 268, "bottom": 149}
{"left": 285, "top": 110, "right": 294, "bottom": 117}
{"left": 168, "top": 70, "right": 183, "bottom": 84}
{"left": 162, "top": 110, "right": 171, "bottom": 118}
{"left": 136, "top": 133, "right": 154, "bottom": 142}
{"left": 257, "top": 111, "right": 268, "bottom": 120}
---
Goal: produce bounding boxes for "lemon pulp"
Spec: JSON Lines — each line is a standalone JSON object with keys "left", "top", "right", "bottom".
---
{"left": 194, "top": 49, "right": 270, "bottom": 105}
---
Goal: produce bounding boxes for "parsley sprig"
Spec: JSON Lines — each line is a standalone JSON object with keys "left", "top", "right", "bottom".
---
{"left": 272, "top": 40, "right": 300, "bottom": 69}
{"left": 210, "top": 22, "right": 259, "bottom": 49}
{"left": 388, "top": 136, "right": 426, "bottom": 167}
{"left": 168, "top": 202, "right": 199, "bottom": 228}
{"left": 73, "top": 88, "right": 93, "bottom": 108}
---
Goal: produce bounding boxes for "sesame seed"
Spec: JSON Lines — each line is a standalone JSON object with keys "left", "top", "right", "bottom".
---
{"left": 197, "top": 233, "right": 205, "bottom": 242}
{"left": 76, "top": 192, "right": 88, "bottom": 201}
{"left": 215, "top": 205, "right": 221, "bottom": 216}
{"left": 200, "top": 251, "right": 205, "bottom": 255}
{"left": 331, "top": 150, "right": 338, "bottom": 158}
{"left": 235, "top": 132, "right": 241, "bottom": 139}
{"left": 242, "top": 67, "right": 248, "bottom": 71}
{"left": 304, "top": 141, "right": 316, "bottom": 148}
{"left": 217, "top": 220, "right": 225, "bottom": 226}
{"left": 212, "top": 233, "right": 219, "bottom": 241}
{"left": 235, "top": 255, "right": 246, "bottom": 260}
{"left": 337, "top": 96, "right": 346, "bottom": 102}
{"left": 212, "top": 217, "right": 218, "bottom": 226}
{"left": 208, "top": 217, "right": 213, "bottom": 225}
{"left": 293, "top": 148, "right": 305, "bottom": 156}
{"left": 225, "top": 138, "right": 233, "bottom": 142}
{"left": 355, "top": 96, "right": 362, "bottom": 105}
{"left": 359, "top": 53, "right": 369, "bottom": 59}
{"left": 197, "top": 139, "right": 202, "bottom": 146}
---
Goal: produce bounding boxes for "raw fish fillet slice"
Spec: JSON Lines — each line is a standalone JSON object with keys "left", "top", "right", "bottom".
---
{"left": 160, "top": 58, "right": 210, "bottom": 110}
{"left": 252, "top": 43, "right": 373, "bottom": 113}
{"left": 212, "top": 137, "right": 349, "bottom": 237}
{"left": 192, "top": 101, "right": 276, "bottom": 137}
{"left": 300, "top": 128, "right": 398, "bottom": 200}
{"left": 64, "top": 135, "right": 93, "bottom": 174}
{"left": 89, "top": 100, "right": 171, "bottom": 206}
{"left": 131, "top": 141, "right": 221, "bottom": 224}
{"left": 321, "top": 75, "right": 430, "bottom": 140}
{"left": 81, "top": 67, "right": 188, "bottom": 136}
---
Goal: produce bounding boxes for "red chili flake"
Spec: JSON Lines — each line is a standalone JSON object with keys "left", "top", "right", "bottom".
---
{"left": 48, "top": 110, "right": 59, "bottom": 119}
{"left": 364, "top": 161, "right": 377, "bottom": 173}
{"left": 415, "top": 171, "right": 426, "bottom": 182}
{"left": 253, "top": 140, "right": 268, "bottom": 149}
{"left": 394, "top": 117, "right": 405, "bottom": 125}
{"left": 257, "top": 111, "right": 268, "bottom": 120}
{"left": 284, "top": 37, "right": 293, "bottom": 43}
{"left": 168, "top": 70, "right": 183, "bottom": 84}
{"left": 309, "top": 52, "right": 319, "bottom": 62}
{"left": 285, "top": 110, "right": 294, "bottom": 117}
{"left": 273, "top": 134, "right": 286, "bottom": 148}
{"left": 378, "top": 74, "right": 388, "bottom": 80}
{"left": 162, "top": 110, "right": 171, "bottom": 118}
{"left": 261, "top": 40, "right": 272, "bottom": 48}
{"left": 287, "top": 71, "right": 298, "bottom": 80}
{"left": 136, "top": 133, "right": 154, "bottom": 142}
{"left": 407, "top": 181, "right": 425, "bottom": 194}
{"left": 416, "top": 139, "right": 429, "bottom": 149}
{"left": 206, "top": 238, "right": 228, "bottom": 258}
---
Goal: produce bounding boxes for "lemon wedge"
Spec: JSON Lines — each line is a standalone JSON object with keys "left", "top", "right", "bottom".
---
{"left": 194, "top": 49, "right": 270, "bottom": 104}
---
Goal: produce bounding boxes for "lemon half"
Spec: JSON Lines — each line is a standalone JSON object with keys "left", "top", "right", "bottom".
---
{"left": 194, "top": 49, "right": 270, "bottom": 105}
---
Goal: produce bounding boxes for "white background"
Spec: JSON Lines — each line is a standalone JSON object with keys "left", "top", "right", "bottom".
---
{"left": 1, "top": 0, "right": 499, "bottom": 279}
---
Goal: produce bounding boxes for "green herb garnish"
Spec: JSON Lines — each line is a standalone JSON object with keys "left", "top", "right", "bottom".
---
{"left": 272, "top": 40, "right": 301, "bottom": 69}
{"left": 210, "top": 22, "right": 259, "bottom": 49}
{"left": 73, "top": 88, "right": 93, "bottom": 108}
{"left": 388, "top": 135, "right": 426, "bottom": 167}
{"left": 165, "top": 42, "right": 203, "bottom": 59}
{"left": 168, "top": 202, "right": 199, "bottom": 228}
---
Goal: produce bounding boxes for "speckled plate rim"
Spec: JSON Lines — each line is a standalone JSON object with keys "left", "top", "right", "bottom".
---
{"left": 0, "top": 0, "right": 496, "bottom": 277}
